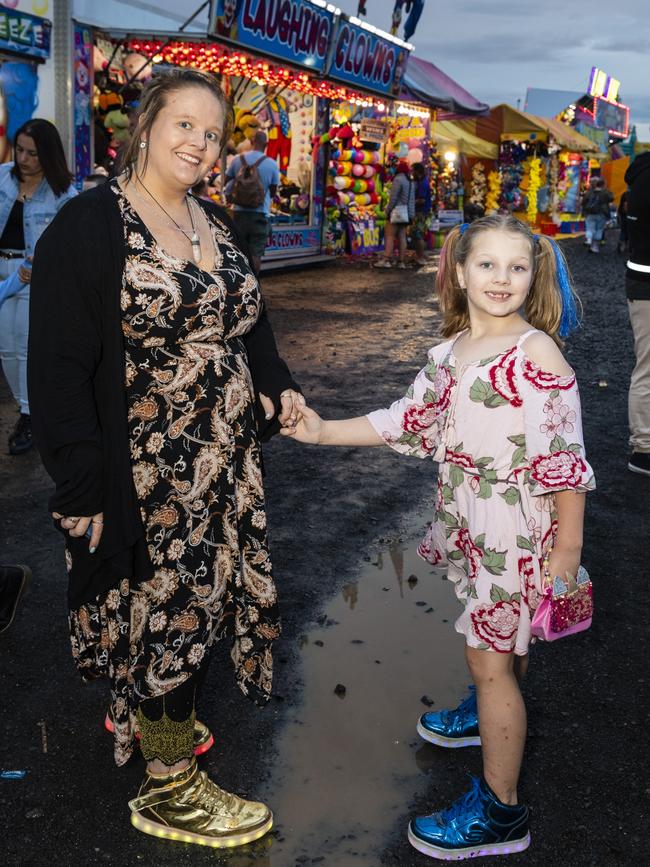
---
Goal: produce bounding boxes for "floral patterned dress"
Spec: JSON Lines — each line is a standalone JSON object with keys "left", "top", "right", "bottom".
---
{"left": 69, "top": 182, "right": 280, "bottom": 765}
{"left": 367, "top": 329, "right": 595, "bottom": 655}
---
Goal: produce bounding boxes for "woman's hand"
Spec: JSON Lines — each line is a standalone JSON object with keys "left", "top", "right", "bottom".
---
{"left": 18, "top": 259, "right": 32, "bottom": 284}
{"left": 279, "top": 401, "right": 323, "bottom": 444}
{"left": 52, "top": 511, "right": 104, "bottom": 553}
{"left": 545, "top": 543, "right": 582, "bottom": 587}
{"left": 259, "top": 389, "right": 304, "bottom": 431}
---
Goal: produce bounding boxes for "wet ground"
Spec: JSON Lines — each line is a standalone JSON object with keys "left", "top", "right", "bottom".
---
{"left": 1, "top": 236, "right": 648, "bottom": 866}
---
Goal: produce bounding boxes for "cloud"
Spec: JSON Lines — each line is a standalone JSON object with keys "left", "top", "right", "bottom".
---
{"left": 591, "top": 38, "right": 648, "bottom": 53}
{"left": 415, "top": 36, "right": 566, "bottom": 64}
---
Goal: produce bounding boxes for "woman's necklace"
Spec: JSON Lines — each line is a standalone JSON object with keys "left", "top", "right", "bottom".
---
{"left": 19, "top": 176, "right": 43, "bottom": 202}
{"left": 133, "top": 177, "right": 203, "bottom": 265}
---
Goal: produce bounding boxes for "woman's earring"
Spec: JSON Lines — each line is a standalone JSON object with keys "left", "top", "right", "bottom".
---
{"left": 139, "top": 140, "right": 147, "bottom": 149}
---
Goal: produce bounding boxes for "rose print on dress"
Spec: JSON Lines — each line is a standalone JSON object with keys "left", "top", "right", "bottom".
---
{"left": 488, "top": 347, "right": 522, "bottom": 407}
{"left": 530, "top": 450, "right": 588, "bottom": 490}
{"left": 471, "top": 596, "right": 521, "bottom": 652}
{"left": 522, "top": 357, "right": 575, "bottom": 391}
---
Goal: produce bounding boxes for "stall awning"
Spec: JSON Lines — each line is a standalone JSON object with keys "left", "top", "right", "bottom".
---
{"left": 433, "top": 120, "right": 497, "bottom": 159}
{"left": 528, "top": 116, "right": 599, "bottom": 152}
{"left": 453, "top": 105, "right": 598, "bottom": 153}
{"left": 453, "top": 105, "right": 546, "bottom": 143}
{"left": 399, "top": 55, "right": 489, "bottom": 116}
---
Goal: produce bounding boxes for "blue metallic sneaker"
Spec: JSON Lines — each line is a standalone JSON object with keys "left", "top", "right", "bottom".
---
{"left": 417, "top": 686, "right": 481, "bottom": 748}
{"left": 408, "top": 776, "right": 530, "bottom": 860}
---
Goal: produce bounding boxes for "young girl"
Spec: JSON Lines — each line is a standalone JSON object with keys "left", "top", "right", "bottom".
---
{"left": 282, "top": 214, "right": 595, "bottom": 860}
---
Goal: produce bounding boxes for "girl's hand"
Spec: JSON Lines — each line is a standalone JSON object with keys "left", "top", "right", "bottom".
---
{"left": 279, "top": 400, "right": 323, "bottom": 444}
{"left": 52, "top": 511, "right": 104, "bottom": 553}
{"left": 545, "top": 543, "right": 582, "bottom": 586}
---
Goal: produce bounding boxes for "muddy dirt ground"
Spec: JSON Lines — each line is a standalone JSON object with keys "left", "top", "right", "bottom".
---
{"left": 0, "top": 234, "right": 647, "bottom": 866}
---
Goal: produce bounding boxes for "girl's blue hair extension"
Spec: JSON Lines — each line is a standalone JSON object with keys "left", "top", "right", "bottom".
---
{"left": 542, "top": 236, "right": 580, "bottom": 338}
{"left": 459, "top": 222, "right": 470, "bottom": 234}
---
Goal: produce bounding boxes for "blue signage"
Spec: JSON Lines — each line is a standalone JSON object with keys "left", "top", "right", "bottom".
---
{"left": 0, "top": 7, "right": 51, "bottom": 60}
{"left": 211, "top": 0, "right": 334, "bottom": 72}
{"left": 328, "top": 19, "right": 407, "bottom": 97}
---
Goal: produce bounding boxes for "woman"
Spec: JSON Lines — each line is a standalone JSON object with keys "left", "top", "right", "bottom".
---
{"left": 375, "top": 159, "right": 415, "bottom": 269}
{"left": 28, "top": 69, "right": 302, "bottom": 848}
{"left": 0, "top": 119, "right": 76, "bottom": 454}
{"left": 411, "top": 162, "right": 433, "bottom": 266}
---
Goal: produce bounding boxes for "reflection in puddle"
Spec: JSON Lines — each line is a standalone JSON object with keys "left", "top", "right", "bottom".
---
{"left": 261, "top": 512, "right": 470, "bottom": 866}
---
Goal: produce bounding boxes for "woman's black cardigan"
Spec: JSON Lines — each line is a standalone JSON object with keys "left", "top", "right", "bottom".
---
{"left": 28, "top": 183, "right": 299, "bottom": 607}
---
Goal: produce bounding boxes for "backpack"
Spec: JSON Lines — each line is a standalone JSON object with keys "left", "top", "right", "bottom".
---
{"left": 229, "top": 154, "right": 267, "bottom": 208}
{"left": 583, "top": 190, "right": 602, "bottom": 214}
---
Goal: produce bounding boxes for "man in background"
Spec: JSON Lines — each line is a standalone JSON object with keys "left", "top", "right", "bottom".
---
{"left": 624, "top": 152, "right": 650, "bottom": 476}
{"left": 225, "top": 130, "right": 279, "bottom": 274}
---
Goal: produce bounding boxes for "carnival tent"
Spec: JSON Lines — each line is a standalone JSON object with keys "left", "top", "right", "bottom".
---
{"left": 400, "top": 55, "right": 489, "bottom": 116}
{"left": 453, "top": 105, "right": 597, "bottom": 152}
{"left": 432, "top": 120, "right": 497, "bottom": 159}
{"left": 453, "top": 104, "right": 546, "bottom": 143}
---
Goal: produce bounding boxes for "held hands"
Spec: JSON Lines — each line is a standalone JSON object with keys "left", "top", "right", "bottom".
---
{"left": 258, "top": 389, "right": 304, "bottom": 432}
{"left": 279, "top": 396, "right": 324, "bottom": 443}
{"left": 52, "top": 511, "right": 104, "bottom": 554}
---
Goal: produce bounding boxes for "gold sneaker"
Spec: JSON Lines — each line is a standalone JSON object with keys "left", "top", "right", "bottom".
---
{"left": 128, "top": 758, "right": 273, "bottom": 848}
{"left": 104, "top": 710, "right": 214, "bottom": 756}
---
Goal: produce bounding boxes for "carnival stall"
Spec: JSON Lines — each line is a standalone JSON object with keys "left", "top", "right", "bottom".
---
{"left": 454, "top": 105, "right": 598, "bottom": 232}
{"left": 85, "top": 1, "right": 412, "bottom": 266}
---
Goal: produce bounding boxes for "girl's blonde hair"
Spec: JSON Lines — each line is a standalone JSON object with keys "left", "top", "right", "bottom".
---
{"left": 436, "top": 214, "right": 580, "bottom": 346}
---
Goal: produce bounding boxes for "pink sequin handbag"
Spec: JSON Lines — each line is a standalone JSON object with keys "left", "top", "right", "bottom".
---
{"left": 530, "top": 563, "right": 593, "bottom": 642}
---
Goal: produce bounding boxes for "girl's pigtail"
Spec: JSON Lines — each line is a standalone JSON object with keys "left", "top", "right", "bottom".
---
{"left": 528, "top": 236, "right": 581, "bottom": 345}
{"left": 437, "top": 226, "right": 468, "bottom": 337}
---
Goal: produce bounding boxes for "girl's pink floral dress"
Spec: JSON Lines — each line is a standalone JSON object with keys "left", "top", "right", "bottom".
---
{"left": 367, "top": 329, "right": 595, "bottom": 654}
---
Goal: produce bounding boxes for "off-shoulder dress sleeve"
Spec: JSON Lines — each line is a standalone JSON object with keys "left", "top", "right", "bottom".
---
{"left": 518, "top": 353, "right": 595, "bottom": 496}
{"left": 366, "top": 342, "right": 453, "bottom": 459}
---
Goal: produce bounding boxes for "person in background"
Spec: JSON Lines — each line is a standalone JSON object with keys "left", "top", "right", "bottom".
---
{"left": 375, "top": 159, "right": 415, "bottom": 269}
{"left": 582, "top": 176, "right": 612, "bottom": 254}
{"left": 0, "top": 119, "right": 76, "bottom": 455}
{"left": 623, "top": 152, "right": 650, "bottom": 476}
{"left": 411, "top": 162, "right": 433, "bottom": 266}
{"left": 225, "top": 130, "right": 279, "bottom": 274}
{"left": 0, "top": 565, "right": 31, "bottom": 634}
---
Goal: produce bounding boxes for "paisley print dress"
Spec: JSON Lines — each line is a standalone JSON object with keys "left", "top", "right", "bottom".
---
{"left": 367, "top": 330, "right": 595, "bottom": 655}
{"left": 69, "top": 182, "right": 280, "bottom": 765}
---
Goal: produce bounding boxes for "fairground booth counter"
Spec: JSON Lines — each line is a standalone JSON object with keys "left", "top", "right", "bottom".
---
{"left": 454, "top": 105, "right": 599, "bottom": 235}
{"left": 77, "top": 0, "right": 417, "bottom": 268}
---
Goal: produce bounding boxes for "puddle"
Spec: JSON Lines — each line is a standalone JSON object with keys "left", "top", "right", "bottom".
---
{"left": 258, "top": 510, "right": 470, "bottom": 866}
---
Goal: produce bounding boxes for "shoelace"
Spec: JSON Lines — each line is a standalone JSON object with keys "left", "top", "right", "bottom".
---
{"left": 440, "top": 777, "right": 483, "bottom": 824}
{"left": 441, "top": 687, "right": 477, "bottom": 724}
{"left": 190, "top": 771, "right": 240, "bottom": 817}
{"left": 456, "top": 687, "right": 477, "bottom": 717}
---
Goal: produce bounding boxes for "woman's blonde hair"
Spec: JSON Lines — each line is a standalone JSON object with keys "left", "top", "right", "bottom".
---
{"left": 436, "top": 214, "right": 580, "bottom": 346}
{"left": 121, "top": 68, "right": 234, "bottom": 179}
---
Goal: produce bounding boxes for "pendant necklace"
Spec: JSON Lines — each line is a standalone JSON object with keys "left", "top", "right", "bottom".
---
{"left": 134, "top": 177, "right": 203, "bottom": 264}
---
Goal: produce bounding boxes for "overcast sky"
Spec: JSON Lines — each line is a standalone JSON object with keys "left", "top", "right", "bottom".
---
{"left": 336, "top": 0, "right": 650, "bottom": 132}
